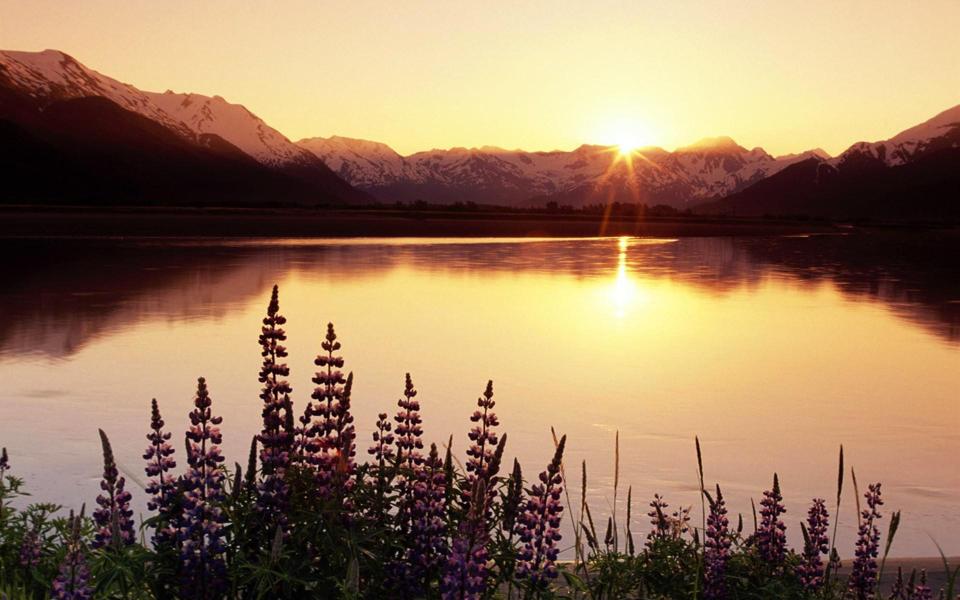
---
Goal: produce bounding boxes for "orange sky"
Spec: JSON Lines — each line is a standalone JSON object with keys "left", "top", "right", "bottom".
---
{"left": 2, "top": 0, "right": 958, "bottom": 156}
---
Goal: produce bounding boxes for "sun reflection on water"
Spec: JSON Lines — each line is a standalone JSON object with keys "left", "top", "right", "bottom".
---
{"left": 608, "top": 236, "right": 649, "bottom": 318}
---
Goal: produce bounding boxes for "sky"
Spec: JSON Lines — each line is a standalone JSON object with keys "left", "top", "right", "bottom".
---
{"left": 2, "top": 0, "right": 959, "bottom": 156}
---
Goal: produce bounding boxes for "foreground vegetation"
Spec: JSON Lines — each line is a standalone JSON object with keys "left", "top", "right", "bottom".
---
{"left": 0, "top": 286, "right": 957, "bottom": 599}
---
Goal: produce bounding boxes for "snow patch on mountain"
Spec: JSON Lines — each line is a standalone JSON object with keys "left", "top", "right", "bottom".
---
{"left": 147, "top": 91, "right": 316, "bottom": 167}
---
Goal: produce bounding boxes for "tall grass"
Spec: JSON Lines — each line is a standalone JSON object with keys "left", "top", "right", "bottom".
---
{"left": 0, "top": 285, "right": 954, "bottom": 599}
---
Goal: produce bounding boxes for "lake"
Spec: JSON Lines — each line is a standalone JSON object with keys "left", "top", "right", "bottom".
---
{"left": 0, "top": 233, "right": 957, "bottom": 557}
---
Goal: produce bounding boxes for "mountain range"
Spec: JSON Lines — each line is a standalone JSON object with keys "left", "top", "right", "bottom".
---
{"left": 298, "top": 135, "right": 829, "bottom": 209}
{"left": 702, "top": 105, "right": 960, "bottom": 218}
{"left": 1, "top": 49, "right": 958, "bottom": 218}
{"left": 0, "top": 49, "right": 365, "bottom": 206}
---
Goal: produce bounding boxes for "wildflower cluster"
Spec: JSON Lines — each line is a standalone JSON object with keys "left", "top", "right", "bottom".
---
{"left": 0, "top": 286, "right": 945, "bottom": 600}
{"left": 51, "top": 511, "right": 91, "bottom": 600}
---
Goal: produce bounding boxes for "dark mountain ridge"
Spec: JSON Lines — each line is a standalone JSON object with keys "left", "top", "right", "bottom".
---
{"left": 0, "top": 50, "right": 367, "bottom": 207}
{"left": 699, "top": 105, "right": 960, "bottom": 219}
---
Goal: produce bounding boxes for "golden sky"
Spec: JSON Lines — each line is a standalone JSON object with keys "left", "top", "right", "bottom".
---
{"left": 2, "top": 0, "right": 958, "bottom": 156}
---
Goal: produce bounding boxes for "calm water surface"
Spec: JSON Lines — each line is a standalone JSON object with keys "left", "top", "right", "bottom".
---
{"left": 0, "top": 234, "right": 957, "bottom": 556}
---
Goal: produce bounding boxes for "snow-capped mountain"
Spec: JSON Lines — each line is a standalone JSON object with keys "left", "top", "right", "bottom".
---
{"left": 0, "top": 49, "right": 342, "bottom": 174}
{"left": 298, "top": 134, "right": 828, "bottom": 208}
{"left": 0, "top": 49, "right": 194, "bottom": 138}
{"left": 834, "top": 104, "right": 960, "bottom": 168}
{"left": 145, "top": 91, "right": 323, "bottom": 168}
{"left": 701, "top": 104, "right": 960, "bottom": 218}
{"left": 0, "top": 49, "right": 365, "bottom": 205}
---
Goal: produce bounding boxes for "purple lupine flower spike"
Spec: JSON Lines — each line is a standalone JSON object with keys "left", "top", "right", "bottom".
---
{"left": 798, "top": 498, "right": 830, "bottom": 591}
{"left": 848, "top": 483, "right": 883, "bottom": 600}
{"left": 889, "top": 567, "right": 905, "bottom": 599}
{"left": 394, "top": 373, "right": 425, "bottom": 536}
{"left": 369, "top": 412, "right": 395, "bottom": 463}
{"left": 396, "top": 443, "right": 449, "bottom": 596}
{"left": 395, "top": 373, "right": 424, "bottom": 470}
{"left": 516, "top": 435, "right": 567, "bottom": 591}
{"left": 912, "top": 569, "right": 933, "bottom": 600}
{"left": 178, "top": 377, "right": 227, "bottom": 600}
{"left": 465, "top": 381, "right": 500, "bottom": 491}
{"left": 368, "top": 411, "right": 395, "bottom": 515}
{"left": 703, "top": 485, "right": 731, "bottom": 600}
{"left": 92, "top": 429, "right": 135, "bottom": 549}
{"left": 256, "top": 285, "right": 293, "bottom": 527}
{"left": 51, "top": 511, "right": 92, "bottom": 600}
{"left": 20, "top": 527, "right": 41, "bottom": 568}
{"left": 144, "top": 398, "right": 177, "bottom": 545}
{"left": 334, "top": 371, "right": 357, "bottom": 486}
{"left": 757, "top": 473, "right": 787, "bottom": 567}
{"left": 442, "top": 479, "right": 492, "bottom": 600}
{"left": 310, "top": 323, "right": 355, "bottom": 499}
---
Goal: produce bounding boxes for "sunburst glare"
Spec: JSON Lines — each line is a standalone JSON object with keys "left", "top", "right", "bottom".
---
{"left": 595, "top": 118, "right": 658, "bottom": 155}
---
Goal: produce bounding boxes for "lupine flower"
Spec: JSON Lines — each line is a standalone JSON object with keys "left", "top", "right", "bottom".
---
{"left": 913, "top": 569, "right": 933, "bottom": 600}
{"left": 671, "top": 505, "right": 692, "bottom": 538}
{"left": 647, "top": 494, "right": 671, "bottom": 542}
{"left": 92, "top": 429, "right": 135, "bottom": 549}
{"left": 256, "top": 285, "right": 293, "bottom": 526}
{"left": 51, "top": 511, "right": 91, "bottom": 600}
{"left": 369, "top": 412, "right": 395, "bottom": 464}
{"left": 395, "top": 443, "right": 449, "bottom": 596}
{"left": 757, "top": 473, "right": 787, "bottom": 567}
{"left": 889, "top": 567, "right": 906, "bottom": 599}
{"left": 310, "top": 323, "right": 355, "bottom": 499}
{"left": 143, "top": 398, "right": 177, "bottom": 545}
{"left": 848, "top": 483, "right": 883, "bottom": 600}
{"left": 394, "top": 374, "right": 425, "bottom": 535}
{"left": 703, "top": 485, "right": 731, "bottom": 600}
{"left": 19, "top": 526, "right": 41, "bottom": 568}
{"left": 798, "top": 498, "right": 830, "bottom": 591}
{"left": 516, "top": 435, "right": 566, "bottom": 590}
{"left": 395, "top": 373, "right": 425, "bottom": 470}
{"left": 465, "top": 381, "right": 500, "bottom": 489}
{"left": 178, "top": 377, "right": 227, "bottom": 600}
{"left": 369, "top": 412, "right": 395, "bottom": 509}
{"left": 442, "top": 479, "right": 491, "bottom": 600}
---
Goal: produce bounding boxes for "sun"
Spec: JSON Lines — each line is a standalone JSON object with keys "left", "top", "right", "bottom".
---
{"left": 595, "top": 118, "right": 658, "bottom": 156}
{"left": 614, "top": 133, "right": 644, "bottom": 155}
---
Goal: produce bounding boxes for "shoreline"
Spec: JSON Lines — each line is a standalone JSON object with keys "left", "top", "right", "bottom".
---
{"left": 0, "top": 206, "right": 847, "bottom": 238}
